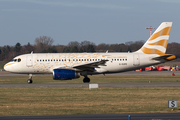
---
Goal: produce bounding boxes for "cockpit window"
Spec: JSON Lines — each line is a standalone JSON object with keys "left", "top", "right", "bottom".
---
{"left": 11, "top": 58, "right": 21, "bottom": 62}
{"left": 18, "top": 58, "right": 21, "bottom": 62}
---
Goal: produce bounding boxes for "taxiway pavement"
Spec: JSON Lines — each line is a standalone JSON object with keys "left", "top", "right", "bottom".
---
{"left": 0, "top": 113, "right": 180, "bottom": 120}
{"left": 1, "top": 71, "right": 180, "bottom": 88}
{"left": 1, "top": 82, "right": 180, "bottom": 88}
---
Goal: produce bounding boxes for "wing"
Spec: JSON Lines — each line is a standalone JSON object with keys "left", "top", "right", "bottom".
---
{"left": 72, "top": 60, "right": 109, "bottom": 72}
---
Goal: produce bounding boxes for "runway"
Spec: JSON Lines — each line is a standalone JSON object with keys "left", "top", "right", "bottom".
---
{"left": 1, "top": 82, "right": 180, "bottom": 88}
{"left": 0, "top": 113, "right": 180, "bottom": 120}
{"left": 0, "top": 71, "right": 180, "bottom": 88}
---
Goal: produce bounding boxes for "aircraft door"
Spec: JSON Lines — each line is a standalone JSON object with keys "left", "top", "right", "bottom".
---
{"left": 133, "top": 54, "right": 140, "bottom": 66}
{"left": 26, "top": 55, "right": 33, "bottom": 67}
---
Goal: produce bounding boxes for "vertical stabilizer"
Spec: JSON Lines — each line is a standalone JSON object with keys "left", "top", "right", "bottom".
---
{"left": 135, "top": 22, "right": 172, "bottom": 55}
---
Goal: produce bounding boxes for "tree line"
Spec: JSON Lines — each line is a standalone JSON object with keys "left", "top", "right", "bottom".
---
{"left": 0, "top": 36, "right": 179, "bottom": 61}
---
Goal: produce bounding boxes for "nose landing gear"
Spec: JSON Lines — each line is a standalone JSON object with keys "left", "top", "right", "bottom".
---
{"left": 27, "top": 74, "right": 33, "bottom": 84}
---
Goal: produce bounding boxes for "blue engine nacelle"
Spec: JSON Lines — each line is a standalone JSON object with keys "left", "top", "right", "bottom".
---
{"left": 53, "top": 69, "right": 80, "bottom": 80}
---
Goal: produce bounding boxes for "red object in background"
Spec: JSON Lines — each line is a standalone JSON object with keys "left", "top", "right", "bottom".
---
{"left": 156, "top": 65, "right": 171, "bottom": 71}
{"left": 163, "top": 65, "right": 171, "bottom": 71}
{"left": 145, "top": 67, "right": 153, "bottom": 71}
{"left": 176, "top": 64, "right": 180, "bottom": 71}
{"left": 139, "top": 68, "right": 145, "bottom": 71}
{"left": 156, "top": 65, "right": 164, "bottom": 71}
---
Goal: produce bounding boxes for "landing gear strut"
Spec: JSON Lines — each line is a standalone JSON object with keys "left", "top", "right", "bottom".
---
{"left": 83, "top": 76, "right": 90, "bottom": 83}
{"left": 27, "top": 74, "right": 33, "bottom": 84}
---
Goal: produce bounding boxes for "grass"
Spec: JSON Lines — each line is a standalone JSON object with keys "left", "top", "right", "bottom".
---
{"left": 0, "top": 87, "right": 179, "bottom": 116}
{"left": 0, "top": 62, "right": 5, "bottom": 70}
{"left": 0, "top": 74, "right": 180, "bottom": 83}
{"left": 0, "top": 73, "right": 180, "bottom": 116}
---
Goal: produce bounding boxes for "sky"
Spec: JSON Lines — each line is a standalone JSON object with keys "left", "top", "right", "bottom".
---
{"left": 0, "top": 0, "right": 180, "bottom": 46}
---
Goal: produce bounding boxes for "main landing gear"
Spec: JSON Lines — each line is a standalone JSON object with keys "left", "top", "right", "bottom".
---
{"left": 83, "top": 76, "right": 90, "bottom": 83}
{"left": 27, "top": 74, "right": 33, "bottom": 84}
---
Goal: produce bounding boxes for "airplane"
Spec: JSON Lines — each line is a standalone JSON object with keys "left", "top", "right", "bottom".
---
{"left": 4, "top": 22, "right": 176, "bottom": 84}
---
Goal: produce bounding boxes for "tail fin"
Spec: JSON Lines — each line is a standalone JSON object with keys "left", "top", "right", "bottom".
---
{"left": 136, "top": 22, "right": 172, "bottom": 55}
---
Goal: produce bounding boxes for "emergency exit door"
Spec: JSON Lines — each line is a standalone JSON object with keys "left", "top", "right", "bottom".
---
{"left": 133, "top": 54, "right": 140, "bottom": 66}
{"left": 26, "top": 55, "right": 33, "bottom": 67}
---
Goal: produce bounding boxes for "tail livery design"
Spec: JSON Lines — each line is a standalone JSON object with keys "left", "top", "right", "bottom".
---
{"left": 137, "top": 22, "right": 172, "bottom": 55}
{"left": 136, "top": 22, "right": 175, "bottom": 61}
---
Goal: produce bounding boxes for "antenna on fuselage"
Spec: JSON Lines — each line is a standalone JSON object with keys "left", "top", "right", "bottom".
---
{"left": 31, "top": 51, "right": 33, "bottom": 54}
{"left": 106, "top": 50, "right": 108, "bottom": 53}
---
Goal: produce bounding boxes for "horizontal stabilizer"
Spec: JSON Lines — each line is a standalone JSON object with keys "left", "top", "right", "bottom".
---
{"left": 151, "top": 54, "right": 176, "bottom": 61}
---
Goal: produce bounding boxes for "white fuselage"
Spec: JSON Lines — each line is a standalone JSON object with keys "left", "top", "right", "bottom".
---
{"left": 4, "top": 52, "right": 162, "bottom": 75}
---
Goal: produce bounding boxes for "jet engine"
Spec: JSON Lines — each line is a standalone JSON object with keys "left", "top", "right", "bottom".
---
{"left": 53, "top": 69, "right": 80, "bottom": 80}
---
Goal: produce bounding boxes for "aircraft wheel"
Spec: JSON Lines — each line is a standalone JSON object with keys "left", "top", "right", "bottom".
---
{"left": 27, "top": 79, "right": 33, "bottom": 84}
{"left": 83, "top": 77, "right": 90, "bottom": 83}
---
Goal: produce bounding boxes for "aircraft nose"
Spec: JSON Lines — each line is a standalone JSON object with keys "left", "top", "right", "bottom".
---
{"left": 4, "top": 63, "right": 9, "bottom": 71}
{"left": 4, "top": 63, "right": 12, "bottom": 72}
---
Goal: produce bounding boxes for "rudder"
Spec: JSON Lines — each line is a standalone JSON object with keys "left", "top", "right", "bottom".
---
{"left": 135, "top": 22, "right": 172, "bottom": 55}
